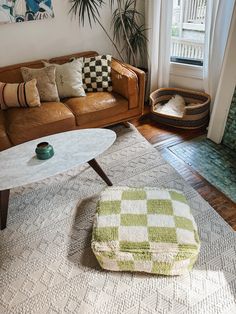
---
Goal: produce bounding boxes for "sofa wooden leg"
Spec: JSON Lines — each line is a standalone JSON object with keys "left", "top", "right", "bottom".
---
{"left": 0, "top": 189, "right": 10, "bottom": 230}
{"left": 123, "top": 122, "right": 130, "bottom": 128}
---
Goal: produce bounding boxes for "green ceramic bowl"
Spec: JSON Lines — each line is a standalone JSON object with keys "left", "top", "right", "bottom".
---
{"left": 35, "top": 142, "right": 54, "bottom": 160}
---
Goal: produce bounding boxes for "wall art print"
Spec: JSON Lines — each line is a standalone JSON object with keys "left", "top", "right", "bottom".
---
{"left": 0, "top": 0, "right": 54, "bottom": 24}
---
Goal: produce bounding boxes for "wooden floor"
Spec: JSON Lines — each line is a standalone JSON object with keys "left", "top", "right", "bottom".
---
{"left": 130, "top": 113, "right": 236, "bottom": 231}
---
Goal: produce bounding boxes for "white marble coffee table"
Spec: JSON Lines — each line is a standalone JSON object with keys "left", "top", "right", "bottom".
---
{"left": 0, "top": 129, "right": 116, "bottom": 230}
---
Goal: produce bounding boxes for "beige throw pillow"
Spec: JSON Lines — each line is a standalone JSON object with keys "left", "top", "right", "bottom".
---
{"left": 0, "top": 79, "right": 40, "bottom": 110}
{"left": 21, "top": 66, "right": 59, "bottom": 102}
{"left": 43, "top": 59, "right": 85, "bottom": 98}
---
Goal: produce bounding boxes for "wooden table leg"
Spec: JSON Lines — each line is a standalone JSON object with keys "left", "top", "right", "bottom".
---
{"left": 88, "top": 159, "right": 113, "bottom": 186}
{"left": 0, "top": 189, "right": 10, "bottom": 230}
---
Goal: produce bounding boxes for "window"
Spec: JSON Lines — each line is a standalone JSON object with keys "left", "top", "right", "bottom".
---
{"left": 171, "top": 0, "right": 207, "bottom": 66}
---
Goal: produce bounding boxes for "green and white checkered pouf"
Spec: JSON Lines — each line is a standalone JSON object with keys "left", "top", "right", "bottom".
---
{"left": 92, "top": 187, "right": 200, "bottom": 276}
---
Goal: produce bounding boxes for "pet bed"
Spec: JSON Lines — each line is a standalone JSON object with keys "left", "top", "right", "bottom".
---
{"left": 150, "top": 88, "right": 211, "bottom": 129}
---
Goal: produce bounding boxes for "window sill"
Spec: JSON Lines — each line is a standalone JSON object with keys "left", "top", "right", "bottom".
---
{"left": 170, "top": 62, "right": 203, "bottom": 80}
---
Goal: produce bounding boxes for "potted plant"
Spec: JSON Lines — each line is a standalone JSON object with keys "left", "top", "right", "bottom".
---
{"left": 69, "top": 0, "right": 147, "bottom": 67}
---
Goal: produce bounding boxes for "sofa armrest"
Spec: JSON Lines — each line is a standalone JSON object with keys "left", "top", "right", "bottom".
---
{"left": 111, "top": 59, "right": 145, "bottom": 111}
{"left": 123, "top": 63, "right": 146, "bottom": 104}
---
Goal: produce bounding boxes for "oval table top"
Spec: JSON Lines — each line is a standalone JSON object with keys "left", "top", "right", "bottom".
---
{"left": 0, "top": 129, "right": 116, "bottom": 191}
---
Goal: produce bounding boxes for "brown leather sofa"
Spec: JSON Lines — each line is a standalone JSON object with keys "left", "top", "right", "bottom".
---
{"left": 0, "top": 51, "right": 145, "bottom": 151}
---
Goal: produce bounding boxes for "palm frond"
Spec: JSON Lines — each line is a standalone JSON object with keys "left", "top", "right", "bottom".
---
{"left": 69, "top": 0, "right": 104, "bottom": 27}
{"left": 112, "top": 0, "right": 141, "bottom": 43}
{"left": 129, "top": 24, "right": 148, "bottom": 60}
{"left": 69, "top": 0, "right": 147, "bottom": 65}
{"left": 112, "top": 0, "right": 147, "bottom": 64}
{"left": 109, "top": 0, "right": 116, "bottom": 9}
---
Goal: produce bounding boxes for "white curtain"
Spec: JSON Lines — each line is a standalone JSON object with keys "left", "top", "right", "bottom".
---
{"left": 204, "top": 0, "right": 235, "bottom": 106}
{"left": 207, "top": 1, "right": 236, "bottom": 143}
{"left": 145, "top": 0, "right": 173, "bottom": 93}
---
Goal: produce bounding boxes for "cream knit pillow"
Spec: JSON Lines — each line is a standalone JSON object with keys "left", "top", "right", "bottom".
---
{"left": 43, "top": 59, "right": 85, "bottom": 98}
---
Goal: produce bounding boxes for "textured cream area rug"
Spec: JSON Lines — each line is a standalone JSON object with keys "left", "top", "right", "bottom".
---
{"left": 0, "top": 124, "right": 236, "bottom": 314}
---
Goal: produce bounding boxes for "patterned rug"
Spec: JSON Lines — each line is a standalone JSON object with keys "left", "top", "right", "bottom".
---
{"left": 168, "top": 136, "right": 236, "bottom": 202}
{"left": 0, "top": 125, "right": 236, "bottom": 314}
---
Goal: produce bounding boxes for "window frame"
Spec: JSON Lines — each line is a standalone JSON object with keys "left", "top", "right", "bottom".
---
{"left": 170, "top": 56, "right": 203, "bottom": 66}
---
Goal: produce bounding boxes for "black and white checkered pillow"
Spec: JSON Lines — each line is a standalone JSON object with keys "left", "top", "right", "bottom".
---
{"left": 83, "top": 55, "right": 112, "bottom": 92}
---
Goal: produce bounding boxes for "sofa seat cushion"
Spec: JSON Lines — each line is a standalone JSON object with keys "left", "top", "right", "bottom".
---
{"left": 0, "top": 110, "right": 12, "bottom": 150}
{"left": 92, "top": 187, "right": 200, "bottom": 276}
{"left": 64, "top": 92, "right": 128, "bottom": 126}
{"left": 6, "top": 102, "right": 76, "bottom": 145}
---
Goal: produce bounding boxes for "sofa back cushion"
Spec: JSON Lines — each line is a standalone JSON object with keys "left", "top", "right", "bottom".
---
{"left": 0, "top": 61, "right": 44, "bottom": 84}
{"left": 50, "top": 51, "right": 98, "bottom": 65}
{"left": 0, "top": 51, "right": 98, "bottom": 84}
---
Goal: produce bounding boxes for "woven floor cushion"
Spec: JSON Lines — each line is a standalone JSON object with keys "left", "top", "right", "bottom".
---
{"left": 92, "top": 187, "right": 200, "bottom": 276}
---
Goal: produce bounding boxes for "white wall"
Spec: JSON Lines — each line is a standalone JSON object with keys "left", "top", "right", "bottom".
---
{"left": 0, "top": 0, "right": 117, "bottom": 67}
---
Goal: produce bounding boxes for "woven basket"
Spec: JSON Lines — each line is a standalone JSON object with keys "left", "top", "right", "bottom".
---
{"left": 150, "top": 88, "right": 211, "bottom": 129}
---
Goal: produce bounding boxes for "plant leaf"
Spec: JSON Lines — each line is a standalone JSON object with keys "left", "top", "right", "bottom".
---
{"left": 69, "top": 0, "right": 105, "bottom": 27}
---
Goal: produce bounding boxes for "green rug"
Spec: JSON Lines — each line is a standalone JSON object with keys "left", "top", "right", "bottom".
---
{"left": 168, "top": 136, "right": 236, "bottom": 202}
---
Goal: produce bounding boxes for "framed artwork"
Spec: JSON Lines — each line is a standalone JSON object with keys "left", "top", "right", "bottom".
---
{"left": 0, "top": 0, "right": 54, "bottom": 24}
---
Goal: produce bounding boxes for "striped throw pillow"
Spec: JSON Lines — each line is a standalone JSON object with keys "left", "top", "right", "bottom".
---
{"left": 0, "top": 79, "right": 40, "bottom": 110}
